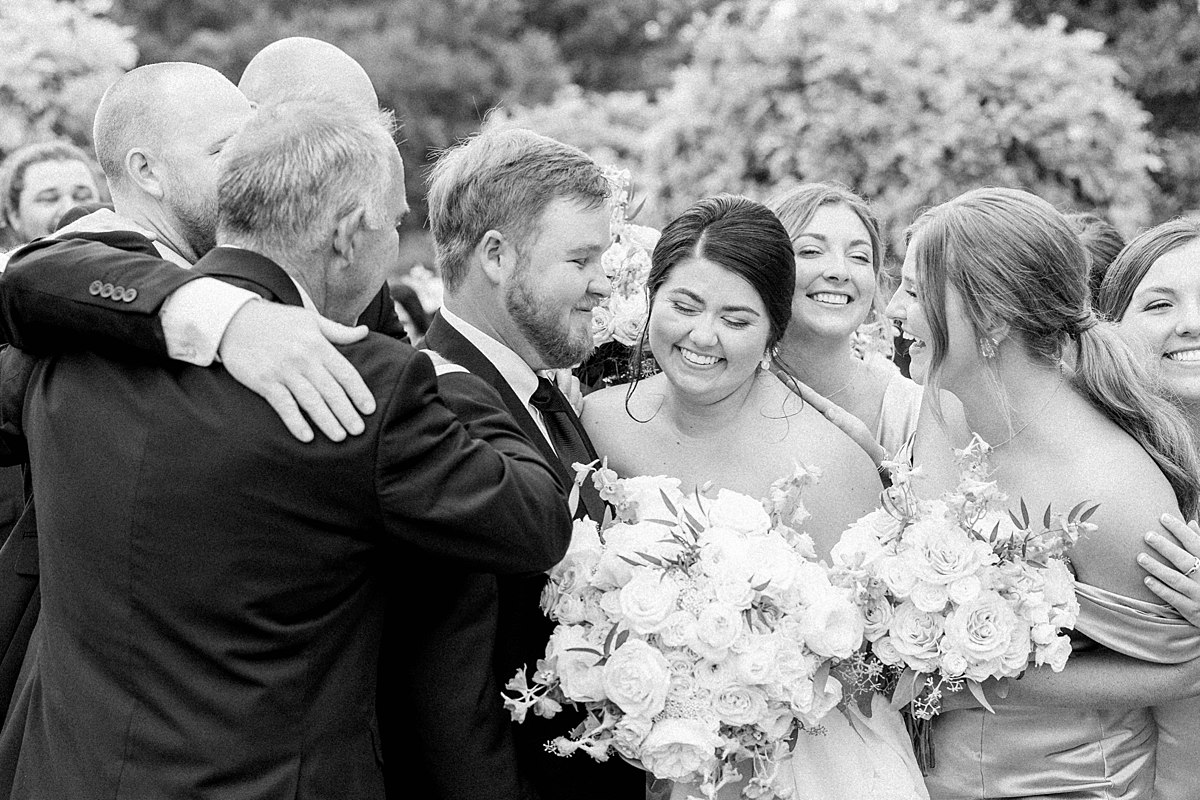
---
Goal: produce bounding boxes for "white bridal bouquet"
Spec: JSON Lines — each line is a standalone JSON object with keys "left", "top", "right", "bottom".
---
{"left": 829, "top": 436, "right": 1090, "bottom": 751}
{"left": 504, "top": 463, "right": 862, "bottom": 799}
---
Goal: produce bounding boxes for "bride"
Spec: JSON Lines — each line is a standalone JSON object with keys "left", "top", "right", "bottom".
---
{"left": 580, "top": 195, "right": 929, "bottom": 800}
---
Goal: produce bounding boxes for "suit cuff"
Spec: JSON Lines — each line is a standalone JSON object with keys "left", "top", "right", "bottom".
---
{"left": 160, "top": 278, "right": 258, "bottom": 366}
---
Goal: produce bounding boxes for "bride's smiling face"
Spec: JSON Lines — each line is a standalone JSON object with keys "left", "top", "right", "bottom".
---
{"left": 649, "top": 256, "right": 771, "bottom": 403}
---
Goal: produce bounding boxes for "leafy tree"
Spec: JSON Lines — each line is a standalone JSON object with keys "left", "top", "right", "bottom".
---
{"left": 507, "top": 0, "right": 1158, "bottom": 249}
{"left": 0, "top": 0, "right": 137, "bottom": 158}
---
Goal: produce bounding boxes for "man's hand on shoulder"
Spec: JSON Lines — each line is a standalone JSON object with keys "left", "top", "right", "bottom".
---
{"left": 218, "top": 301, "right": 376, "bottom": 443}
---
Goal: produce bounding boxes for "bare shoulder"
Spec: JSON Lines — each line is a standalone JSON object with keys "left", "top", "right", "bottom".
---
{"left": 1054, "top": 430, "right": 1182, "bottom": 603}
{"left": 580, "top": 376, "right": 666, "bottom": 472}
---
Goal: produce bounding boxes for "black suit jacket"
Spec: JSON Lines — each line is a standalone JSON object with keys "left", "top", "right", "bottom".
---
{"left": 416, "top": 311, "right": 643, "bottom": 800}
{"left": 0, "top": 228, "right": 406, "bottom": 355}
{"left": 0, "top": 248, "right": 573, "bottom": 799}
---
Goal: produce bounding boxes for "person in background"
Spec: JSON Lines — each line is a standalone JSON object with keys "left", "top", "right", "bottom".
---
{"left": 389, "top": 280, "right": 431, "bottom": 339}
{"left": 1066, "top": 210, "right": 1126, "bottom": 301}
{"left": 0, "top": 141, "right": 102, "bottom": 256}
{"left": 765, "top": 183, "right": 922, "bottom": 466}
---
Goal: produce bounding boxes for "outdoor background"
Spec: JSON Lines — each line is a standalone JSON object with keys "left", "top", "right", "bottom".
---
{"left": 6, "top": 0, "right": 1200, "bottom": 278}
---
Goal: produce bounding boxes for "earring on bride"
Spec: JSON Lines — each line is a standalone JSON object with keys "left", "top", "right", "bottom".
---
{"left": 760, "top": 352, "right": 773, "bottom": 370}
{"left": 979, "top": 336, "right": 998, "bottom": 359}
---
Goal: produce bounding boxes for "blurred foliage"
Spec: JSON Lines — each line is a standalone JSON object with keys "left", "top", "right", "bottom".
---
{"left": 964, "top": 0, "right": 1200, "bottom": 220}
{"left": 507, "top": 0, "right": 1158, "bottom": 251}
{"left": 0, "top": 0, "right": 137, "bottom": 158}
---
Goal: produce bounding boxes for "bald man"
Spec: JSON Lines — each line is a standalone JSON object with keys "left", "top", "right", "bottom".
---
{"left": 239, "top": 36, "right": 378, "bottom": 110}
{"left": 0, "top": 62, "right": 383, "bottom": 441}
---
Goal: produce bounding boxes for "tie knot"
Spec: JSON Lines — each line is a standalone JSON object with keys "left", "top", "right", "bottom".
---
{"left": 530, "top": 376, "right": 565, "bottom": 412}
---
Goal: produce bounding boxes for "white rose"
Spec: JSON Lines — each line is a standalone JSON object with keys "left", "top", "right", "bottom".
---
{"left": 942, "top": 591, "right": 1018, "bottom": 674}
{"left": 889, "top": 601, "right": 944, "bottom": 671}
{"left": 791, "top": 561, "right": 835, "bottom": 606}
{"left": 735, "top": 638, "right": 779, "bottom": 685}
{"left": 790, "top": 674, "right": 843, "bottom": 727}
{"left": 1030, "top": 622, "right": 1057, "bottom": 646}
{"left": 948, "top": 575, "right": 983, "bottom": 605}
{"left": 602, "top": 639, "right": 671, "bottom": 718}
{"left": 688, "top": 603, "right": 744, "bottom": 661}
{"left": 831, "top": 523, "right": 887, "bottom": 568}
{"left": 1000, "top": 624, "right": 1032, "bottom": 677}
{"left": 713, "top": 685, "right": 769, "bottom": 726}
{"left": 626, "top": 222, "right": 661, "bottom": 252}
{"left": 941, "top": 650, "right": 969, "bottom": 678}
{"left": 552, "top": 592, "right": 587, "bottom": 625}
{"left": 609, "top": 291, "right": 648, "bottom": 347}
{"left": 907, "top": 518, "right": 993, "bottom": 585}
{"left": 659, "top": 610, "right": 699, "bottom": 649}
{"left": 877, "top": 555, "right": 920, "bottom": 598}
{"left": 910, "top": 581, "right": 950, "bottom": 613}
{"left": 619, "top": 570, "right": 681, "bottom": 634}
{"left": 742, "top": 535, "right": 802, "bottom": 599}
{"left": 872, "top": 635, "right": 904, "bottom": 666}
{"left": 1043, "top": 559, "right": 1078, "bottom": 609}
{"left": 709, "top": 573, "right": 756, "bottom": 609}
{"left": 707, "top": 488, "right": 772, "bottom": 536}
{"left": 798, "top": 592, "right": 864, "bottom": 660}
{"left": 611, "top": 715, "right": 653, "bottom": 759}
{"left": 862, "top": 594, "right": 895, "bottom": 642}
{"left": 639, "top": 718, "right": 723, "bottom": 782}
{"left": 595, "top": 520, "right": 680, "bottom": 588}
{"left": 774, "top": 640, "right": 816, "bottom": 685}
{"left": 590, "top": 304, "right": 616, "bottom": 346}
{"left": 547, "top": 625, "right": 606, "bottom": 702}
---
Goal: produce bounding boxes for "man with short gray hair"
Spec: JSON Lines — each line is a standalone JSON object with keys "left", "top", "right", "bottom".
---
{"left": 0, "top": 96, "right": 572, "bottom": 799}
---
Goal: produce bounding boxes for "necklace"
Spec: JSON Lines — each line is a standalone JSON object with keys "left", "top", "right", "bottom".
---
{"left": 824, "top": 356, "right": 865, "bottom": 400}
{"left": 987, "top": 374, "right": 1065, "bottom": 450}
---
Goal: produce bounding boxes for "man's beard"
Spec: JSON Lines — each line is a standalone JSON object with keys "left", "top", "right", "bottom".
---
{"left": 505, "top": 270, "right": 594, "bottom": 369}
{"left": 168, "top": 184, "right": 218, "bottom": 260}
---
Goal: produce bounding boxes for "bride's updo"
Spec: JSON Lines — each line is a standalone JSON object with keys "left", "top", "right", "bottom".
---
{"left": 646, "top": 194, "right": 795, "bottom": 350}
{"left": 907, "top": 187, "right": 1200, "bottom": 518}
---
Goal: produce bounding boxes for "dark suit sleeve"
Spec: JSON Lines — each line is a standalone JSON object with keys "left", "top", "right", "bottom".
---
{"left": 375, "top": 350, "right": 572, "bottom": 573}
{"left": 0, "top": 234, "right": 198, "bottom": 356}
{"left": 0, "top": 346, "right": 36, "bottom": 466}
{"left": 357, "top": 284, "right": 409, "bottom": 342}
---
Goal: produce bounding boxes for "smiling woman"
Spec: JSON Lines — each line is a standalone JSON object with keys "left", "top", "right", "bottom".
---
{"left": 1097, "top": 218, "right": 1200, "bottom": 437}
{"left": 766, "top": 183, "right": 923, "bottom": 463}
{"left": 579, "top": 192, "right": 927, "bottom": 800}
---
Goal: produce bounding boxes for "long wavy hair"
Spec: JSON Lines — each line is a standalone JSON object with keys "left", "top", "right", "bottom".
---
{"left": 907, "top": 187, "right": 1200, "bottom": 518}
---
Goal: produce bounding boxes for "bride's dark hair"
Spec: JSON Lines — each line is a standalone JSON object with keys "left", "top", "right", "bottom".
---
{"left": 624, "top": 194, "right": 795, "bottom": 405}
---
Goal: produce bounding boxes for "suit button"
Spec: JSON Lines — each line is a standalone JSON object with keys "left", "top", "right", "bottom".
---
{"left": 99, "top": 283, "right": 114, "bottom": 298}
{"left": 88, "top": 280, "right": 103, "bottom": 296}
{"left": 122, "top": 288, "right": 138, "bottom": 303}
{"left": 112, "top": 286, "right": 125, "bottom": 301}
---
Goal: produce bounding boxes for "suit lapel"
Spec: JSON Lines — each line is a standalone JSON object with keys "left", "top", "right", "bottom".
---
{"left": 193, "top": 247, "right": 305, "bottom": 306}
{"left": 421, "top": 313, "right": 567, "bottom": 478}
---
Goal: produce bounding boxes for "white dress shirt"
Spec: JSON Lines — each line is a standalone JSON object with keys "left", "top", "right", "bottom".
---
{"left": 438, "top": 306, "right": 555, "bottom": 450}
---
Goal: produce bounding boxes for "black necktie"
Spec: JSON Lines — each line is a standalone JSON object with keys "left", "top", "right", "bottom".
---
{"left": 529, "top": 377, "right": 605, "bottom": 521}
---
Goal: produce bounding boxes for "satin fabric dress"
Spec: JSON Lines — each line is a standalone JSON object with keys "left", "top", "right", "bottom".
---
{"left": 924, "top": 583, "right": 1200, "bottom": 799}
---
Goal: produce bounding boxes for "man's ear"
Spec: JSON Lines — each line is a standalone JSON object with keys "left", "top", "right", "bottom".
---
{"left": 475, "top": 229, "right": 514, "bottom": 285}
{"left": 125, "top": 149, "right": 164, "bottom": 200}
{"left": 333, "top": 205, "right": 368, "bottom": 266}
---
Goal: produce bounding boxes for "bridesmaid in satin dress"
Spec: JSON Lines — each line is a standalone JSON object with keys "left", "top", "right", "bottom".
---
{"left": 887, "top": 188, "right": 1200, "bottom": 799}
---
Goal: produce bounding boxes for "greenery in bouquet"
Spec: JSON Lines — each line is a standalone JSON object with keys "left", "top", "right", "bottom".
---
{"left": 828, "top": 436, "right": 1095, "bottom": 768}
{"left": 503, "top": 462, "right": 864, "bottom": 799}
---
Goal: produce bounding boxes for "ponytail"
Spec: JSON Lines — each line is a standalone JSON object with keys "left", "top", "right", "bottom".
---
{"left": 1072, "top": 321, "right": 1200, "bottom": 519}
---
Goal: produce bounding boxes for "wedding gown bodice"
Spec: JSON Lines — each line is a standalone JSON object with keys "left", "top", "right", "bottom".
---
{"left": 924, "top": 582, "right": 1200, "bottom": 799}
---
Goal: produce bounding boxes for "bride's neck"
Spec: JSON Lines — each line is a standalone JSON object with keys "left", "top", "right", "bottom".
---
{"left": 662, "top": 371, "right": 763, "bottom": 437}
{"left": 776, "top": 331, "right": 858, "bottom": 396}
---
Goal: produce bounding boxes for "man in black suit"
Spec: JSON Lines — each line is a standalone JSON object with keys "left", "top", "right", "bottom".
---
{"left": 0, "top": 96, "right": 573, "bottom": 798}
{"left": 407, "top": 126, "right": 644, "bottom": 800}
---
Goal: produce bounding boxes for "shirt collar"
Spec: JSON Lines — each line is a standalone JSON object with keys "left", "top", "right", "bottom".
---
{"left": 439, "top": 305, "right": 541, "bottom": 406}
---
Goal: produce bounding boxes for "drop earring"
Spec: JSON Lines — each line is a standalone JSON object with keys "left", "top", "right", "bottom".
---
{"left": 979, "top": 337, "right": 998, "bottom": 359}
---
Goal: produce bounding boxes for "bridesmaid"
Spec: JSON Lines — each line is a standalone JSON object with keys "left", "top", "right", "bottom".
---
{"left": 888, "top": 188, "right": 1200, "bottom": 799}
{"left": 1095, "top": 219, "right": 1200, "bottom": 799}
{"left": 765, "top": 183, "right": 922, "bottom": 461}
